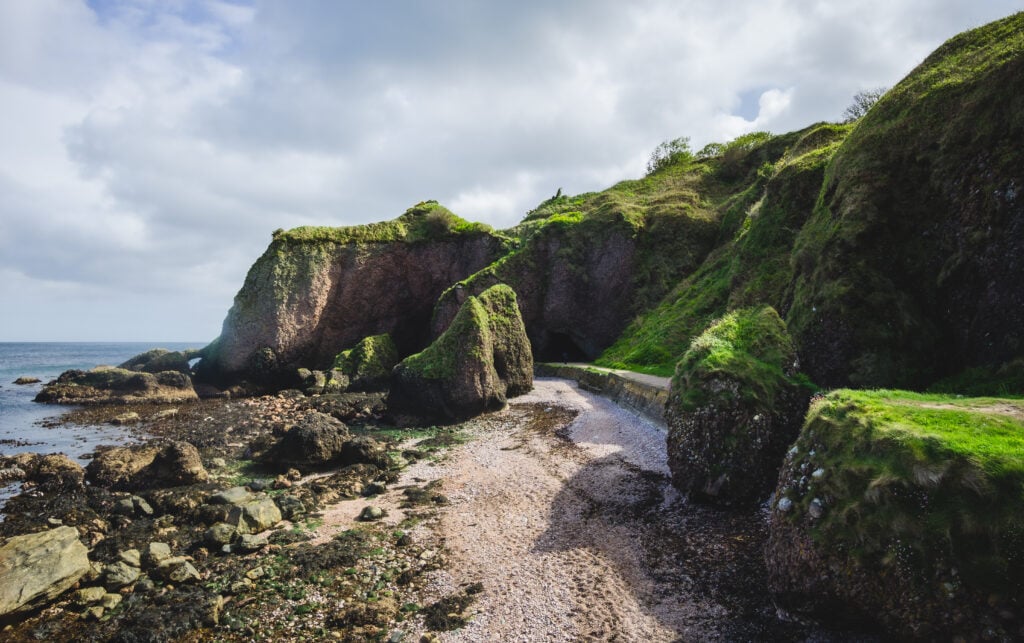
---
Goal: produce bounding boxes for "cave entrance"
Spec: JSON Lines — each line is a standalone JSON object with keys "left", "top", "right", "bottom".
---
{"left": 541, "top": 332, "right": 589, "bottom": 363}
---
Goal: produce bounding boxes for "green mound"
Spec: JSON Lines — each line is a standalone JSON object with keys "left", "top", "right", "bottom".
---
{"left": 774, "top": 390, "right": 1024, "bottom": 606}
{"left": 333, "top": 334, "right": 399, "bottom": 391}
{"left": 275, "top": 201, "right": 497, "bottom": 245}
{"left": 598, "top": 123, "right": 851, "bottom": 375}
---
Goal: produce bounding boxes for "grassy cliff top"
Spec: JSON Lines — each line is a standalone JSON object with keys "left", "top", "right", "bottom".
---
{"left": 273, "top": 201, "right": 499, "bottom": 245}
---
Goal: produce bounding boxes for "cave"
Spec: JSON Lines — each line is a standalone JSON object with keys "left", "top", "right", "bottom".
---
{"left": 540, "top": 331, "right": 590, "bottom": 363}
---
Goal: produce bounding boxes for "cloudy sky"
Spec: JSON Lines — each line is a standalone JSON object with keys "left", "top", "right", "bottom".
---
{"left": 0, "top": 1, "right": 1018, "bottom": 342}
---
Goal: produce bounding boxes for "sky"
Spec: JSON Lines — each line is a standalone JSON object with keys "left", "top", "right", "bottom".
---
{"left": 0, "top": 1, "right": 1019, "bottom": 342}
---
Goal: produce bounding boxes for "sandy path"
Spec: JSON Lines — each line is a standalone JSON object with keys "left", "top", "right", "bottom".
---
{"left": 415, "top": 378, "right": 732, "bottom": 642}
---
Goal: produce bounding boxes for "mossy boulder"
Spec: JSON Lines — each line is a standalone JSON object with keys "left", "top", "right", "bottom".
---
{"left": 35, "top": 367, "right": 198, "bottom": 405}
{"left": 389, "top": 284, "right": 532, "bottom": 424}
{"left": 767, "top": 390, "right": 1024, "bottom": 639}
{"left": 333, "top": 334, "right": 399, "bottom": 391}
{"left": 664, "top": 306, "right": 811, "bottom": 505}
{"left": 197, "top": 202, "right": 508, "bottom": 388}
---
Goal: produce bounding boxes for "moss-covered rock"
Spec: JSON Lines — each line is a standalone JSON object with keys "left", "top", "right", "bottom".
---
{"left": 35, "top": 367, "right": 198, "bottom": 405}
{"left": 197, "top": 202, "right": 508, "bottom": 388}
{"left": 664, "top": 306, "right": 811, "bottom": 505}
{"left": 788, "top": 12, "right": 1024, "bottom": 388}
{"left": 333, "top": 334, "right": 399, "bottom": 391}
{"left": 767, "top": 390, "right": 1024, "bottom": 639}
{"left": 389, "top": 284, "right": 532, "bottom": 423}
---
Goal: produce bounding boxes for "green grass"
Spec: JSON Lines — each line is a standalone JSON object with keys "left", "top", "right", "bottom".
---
{"left": 783, "top": 388, "right": 1024, "bottom": 591}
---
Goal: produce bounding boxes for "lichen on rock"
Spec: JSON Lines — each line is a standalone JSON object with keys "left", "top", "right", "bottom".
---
{"left": 389, "top": 284, "right": 533, "bottom": 423}
{"left": 664, "top": 305, "right": 811, "bottom": 506}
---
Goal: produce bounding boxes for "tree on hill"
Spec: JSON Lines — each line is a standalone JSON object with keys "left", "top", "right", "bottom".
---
{"left": 843, "top": 87, "right": 887, "bottom": 122}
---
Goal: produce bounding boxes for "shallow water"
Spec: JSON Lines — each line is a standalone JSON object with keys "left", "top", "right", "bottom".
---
{"left": 0, "top": 341, "right": 203, "bottom": 510}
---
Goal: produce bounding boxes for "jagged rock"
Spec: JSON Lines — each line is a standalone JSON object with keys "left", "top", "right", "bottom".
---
{"left": 227, "top": 498, "right": 282, "bottom": 534}
{"left": 142, "top": 441, "right": 208, "bottom": 487}
{"left": 156, "top": 557, "right": 202, "bottom": 583}
{"left": 196, "top": 202, "right": 507, "bottom": 388}
{"left": 665, "top": 306, "right": 811, "bottom": 506}
{"left": 333, "top": 334, "right": 399, "bottom": 391}
{"left": 0, "top": 465, "right": 26, "bottom": 483}
{"left": 119, "top": 549, "right": 142, "bottom": 568}
{"left": 13, "top": 376, "right": 40, "bottom": 385}
{"left": 339, "top": 436, "right": 389, "bottom": 469}
{"left": 389, "top": 284, "right": 533, "bottom": 423}
{"left": 264, "top": 411, "right": 350, "bottom": 469}
{"left": 87, "top": 445, "right": 159, "bottom": 489}
{"left": 73, "top": 587, "right": 107, "bottom": 606}
{"left": 35, "top": 366, "right": 198, "bottom": 405}
{"left": 119, "top": 348, "right": 198, "bottom": 374}
{"left": 204, "top": 523, "right": 237, "bottom": 547}
{"left": 236, "top": 533, "right": 269, "bottom": 552}
{"left": 0, "top": 527, "right": 90, "bottom": 617}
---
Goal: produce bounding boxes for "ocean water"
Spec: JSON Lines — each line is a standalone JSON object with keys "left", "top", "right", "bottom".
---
{"left": 0, "top": 342, "right": 203, "bottom": 511}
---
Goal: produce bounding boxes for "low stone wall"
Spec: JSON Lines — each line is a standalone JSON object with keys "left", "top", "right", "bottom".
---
{"left": 535, "top": 363, "right": 668, "bottom": 427}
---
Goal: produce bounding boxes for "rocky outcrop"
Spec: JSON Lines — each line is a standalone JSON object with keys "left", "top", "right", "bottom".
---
{"left": 333, "top": 334, "right": 399, "bottom": 391}
{"left": 432, "top": 201, "right": 718, "bottom": 363}
{"left": 788, "top": 13, "right": 1024, "bottom": 388}
{"left": 389, "top": 284, "right": 533, "bottom": 423}
{"left": 119, "top": 348, "right": 199, "bottom": 374}
{"left": 35, "top": 367, "right": 198, "bottom": 405}
{"left": 0, "top": 526, "right": 90, "bottom": 617}
{"left": 664, "top": 306, "right": 810, "bottom": 506}
{"left": 196, "top": 202, "right": 507, "bottom": 388}
{"left": 265, "top": 411, "right": 349, "bottom": 469}
{"left": 0, "top": 453, "right": 84, "bottom": 491}
{"left": 767, "top": 390, "right": 1024, "bottom": 640}
{"left": 13, "top": 377, "right": 40, "bottom": 385}
{"left": 86, "top": 441, "right": 207, "bottom": 490}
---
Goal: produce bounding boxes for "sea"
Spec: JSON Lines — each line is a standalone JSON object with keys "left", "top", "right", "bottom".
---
{"left": 0, "top": 342, "right": 203, "bottom": 512}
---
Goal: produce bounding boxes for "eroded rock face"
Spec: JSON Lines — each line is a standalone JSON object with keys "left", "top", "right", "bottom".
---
{"left": 197, "top": 203, "right": 507, "bottom": 387}
{"left": 389, "top": 284, "right": 533, "bottom": 423}
{"left": 664, "top": 306, "right": 810, "bottom": 506}
{"left": 0, "top": 526, "right": 90, "bottom": 617}
{"left": 35, "top": 367, "right": 198, "bottom": 405}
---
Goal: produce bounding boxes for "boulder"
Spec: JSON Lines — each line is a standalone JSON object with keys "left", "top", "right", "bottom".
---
{"left": 333, "top": 334, "right": 399, "bottom": 391}
{"left": 338, "top": 436, "right": 390, "bottom": 470}
{"left": 265, "top": 411, "right": 350, "bottom": 469}
{"left": 119, "top": 348, "right": 198, "bottom": 374}
{"left": 0, "top": 526, "right": 90, "bottom": 617}
{"left": 664, "top": 306, "right": 811, "bottom": 506}
{"left": 14, "top": 453, "right": 85, "bottom": 491}
{"left": 227, "top": 498, "right": 282, "bottom": 534}
{"left": 13, "top": 377, "right": 40, "bottom": 385}
{"left": 104, "top": 561, "right": 140, "bottom": 590}
{"left": 388, "top": 284, "right": 533, "bottom": 423}
{"left": 767, "top": 390, "right": 1024, "bottom": 640}
{"left": 35, "top": 366, "right": 198, "bottom": 405}
{"left": 86, "top": 441, "right": 206, "bottom": 490}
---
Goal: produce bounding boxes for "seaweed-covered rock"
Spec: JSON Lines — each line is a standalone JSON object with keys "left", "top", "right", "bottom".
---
{"left": 35, "top": 366, "right": 198, "bottom": 405}
{"left": 197, "top": 202, "right": 507, "bottom": 387}
{"left": 333, "top": 334, "right": 399, "bottom": 391}
{"left": 265, "top": 411, "right": 350, "bottom": 469}
{"left": 389, "top": 284, "right": 532, "bottom": 423}
{"left": 665, "top": 306, "right": 810, "bottom": 506}
{"left": 0, "top": 526, "right": 90, "bottom": 617}
{"left": 86, "top": 441, "right": 206, "bottom": 490}
{"left": 119, "top": 348, "right": 199, "bottom": 375}
{"left": 767, "top": 390, "right": 1024, "bottom": 640}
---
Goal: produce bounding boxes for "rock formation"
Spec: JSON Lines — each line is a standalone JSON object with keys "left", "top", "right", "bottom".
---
{"left": 119, "top": 348, "right": 200, "bottom": 375}
{"left": 0, "top": 527, "right": 90, "bottom": 617}
{"left": 333, "top": 334, "right": 399, "bottom": 391}
{"left": 664, "top": 306, "right": 810, "bottom": 506}
{"left": 766, "top": 390, "right": 1024, "bottom": 639}
{"left": 389, "top": 284, "right": 533, "bottom": 423}
{"left": 86, "top": 441, "right": 207, "bottom": 490}
{"left": 35, "top": 367, "right": 198, "bottom": 405}
{"left": 196, "top": 202, "right": 508, "bottom": 387}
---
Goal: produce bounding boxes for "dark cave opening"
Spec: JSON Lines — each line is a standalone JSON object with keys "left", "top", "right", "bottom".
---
{"left": 540, "top": 332, "right": 590, "bottom": 363}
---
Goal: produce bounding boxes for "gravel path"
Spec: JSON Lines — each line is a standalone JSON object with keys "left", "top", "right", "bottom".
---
{"left": 413, "top": 378, "right": 765, "bottom": 641}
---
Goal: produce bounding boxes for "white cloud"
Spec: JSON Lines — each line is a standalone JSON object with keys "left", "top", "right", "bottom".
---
{"left": 0, "top": 0, "right": 1020, "bottom": 341}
